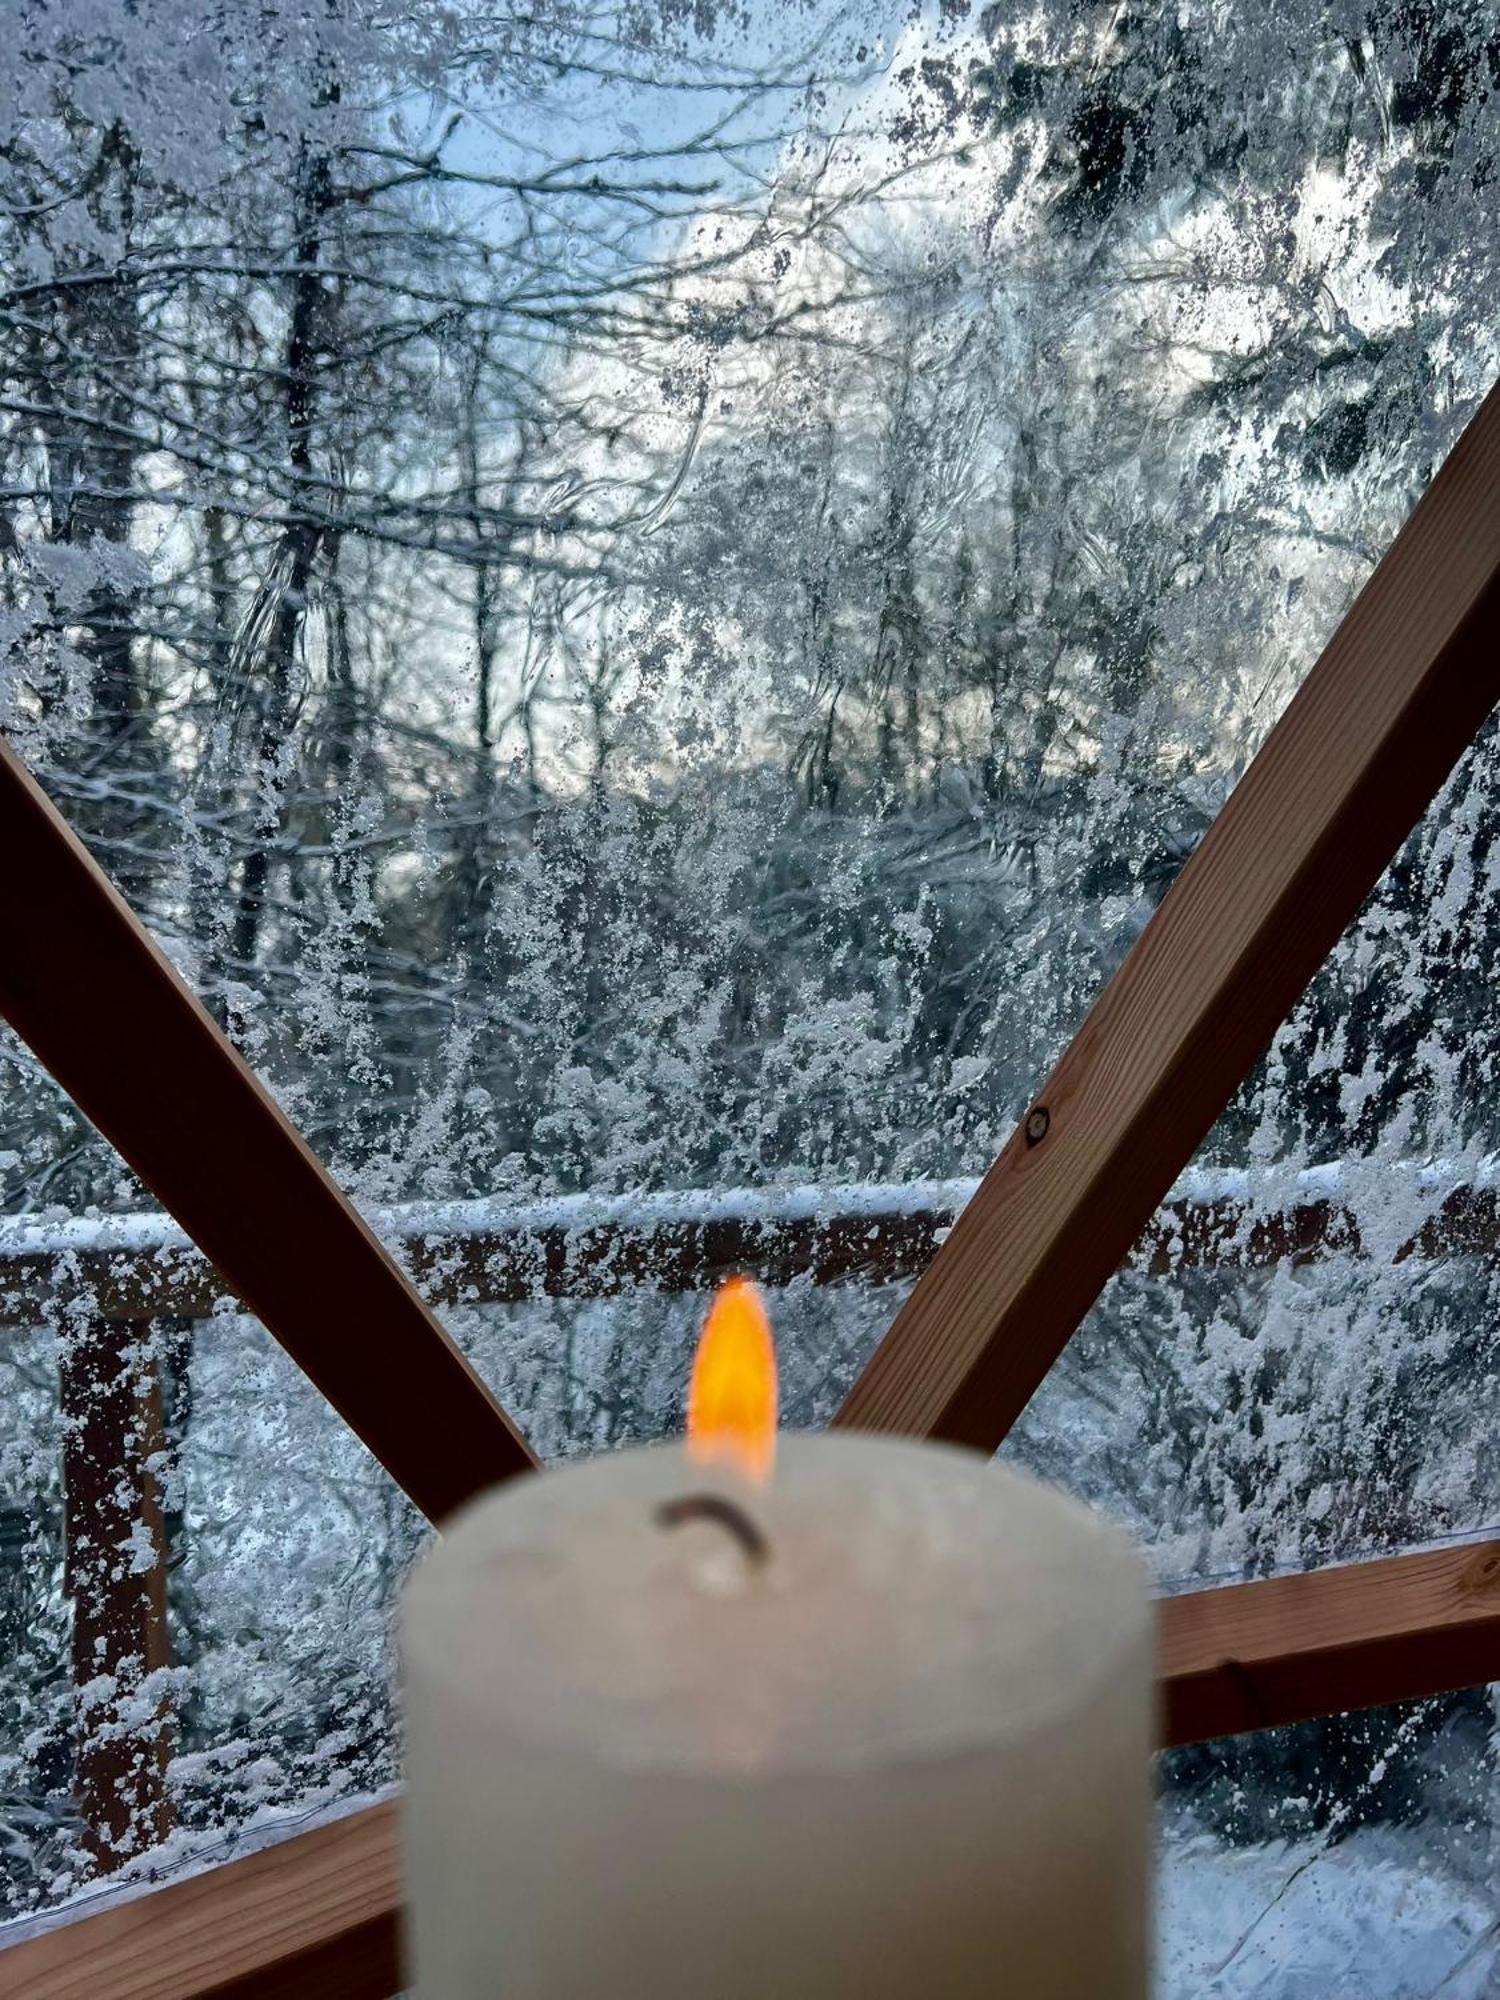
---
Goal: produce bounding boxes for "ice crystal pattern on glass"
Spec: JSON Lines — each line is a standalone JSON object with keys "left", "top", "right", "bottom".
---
{"left": 1, "top": 1, "right": 1499, "bottom": 1986}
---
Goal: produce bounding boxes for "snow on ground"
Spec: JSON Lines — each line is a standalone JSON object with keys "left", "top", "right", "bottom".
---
{"left": 1161, "top": 1821, "right": 1500, "bottom": 1998}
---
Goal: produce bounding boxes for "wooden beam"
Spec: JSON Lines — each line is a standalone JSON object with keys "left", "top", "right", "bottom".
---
{"left": 60, "top": 1319, "right": 174, "bottom": 1868}
{"left": 837, "top": 379, "right": 1500, "bottom": 1449}
{"left": 12, "top": 1538, "right": 1500, "bottom": 1998}
{"left": 0, "top": 1799, "right": 401, "bottom": 2000}
{"left": 1159, "top": 1538, "right": 1500, "bottom": 1745}
{"left": 0, "top": 736, "right": 536, "bottom": 1520}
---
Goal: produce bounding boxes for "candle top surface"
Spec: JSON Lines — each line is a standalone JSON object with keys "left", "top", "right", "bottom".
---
{"left": 402, "top": 1433, "right": 1147, "bottom": 1778}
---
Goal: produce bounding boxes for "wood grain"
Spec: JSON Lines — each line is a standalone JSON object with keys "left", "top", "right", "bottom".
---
{"left": 13, "top": 1540, "right": 1500, "bottom": 1997}
{"left": 1159, "top": 1539, "right": 1500, "bottom": 1745}
{"left": 0, "top": 736, "right": 536, "bottom": 1520}
{"left": 0, "top": 1800, "right": 401, "bottom": 2000}
{"left": 837, "top": 379, "right": 1500, "bottom": 1449}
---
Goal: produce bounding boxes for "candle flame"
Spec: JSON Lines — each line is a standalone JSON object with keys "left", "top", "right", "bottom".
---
{"left": 687, "top": 1276, "right": 777, "bottom": 1485}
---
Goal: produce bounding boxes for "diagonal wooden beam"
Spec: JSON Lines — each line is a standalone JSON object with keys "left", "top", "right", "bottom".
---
{"left": 11, "top": 1537, "right": 1500, "bottom": 1998}
{"left": 837, "top": 379, "right": 1500, "bottom": 1449}
{"left": 0, "top": 736, "right": 536, "bottom": 1520}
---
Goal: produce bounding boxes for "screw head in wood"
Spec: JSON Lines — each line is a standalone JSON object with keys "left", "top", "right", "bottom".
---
{"left": 1024, "top": 1105, "right": 1050, "bottom": 1145}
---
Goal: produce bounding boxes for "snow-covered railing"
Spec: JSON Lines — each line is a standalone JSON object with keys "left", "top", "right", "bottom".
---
{"left": 0, "top": 1175, "right": 973, "bottom": 1326}
{"left": 14, "top": 1153, "right": 1489, "bottom": 1872}
{"left": 5, "top": 1157, "right": 1497, "bottom": 1328}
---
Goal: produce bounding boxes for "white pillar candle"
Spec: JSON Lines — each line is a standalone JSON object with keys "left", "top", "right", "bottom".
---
{"left": 402, "top": 1428, "right": 1151, "bottom": 1996}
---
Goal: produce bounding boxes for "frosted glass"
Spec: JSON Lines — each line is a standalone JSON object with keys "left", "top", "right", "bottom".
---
{"left": 3, "top": 0, "right": 1500, "bottom": 1946}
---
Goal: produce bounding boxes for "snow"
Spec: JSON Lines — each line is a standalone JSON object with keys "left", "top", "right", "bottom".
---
{"left": 1161, "top": 1823, "right": 1500, "bottom": 1998}
{"left": 2, "top": 1157, "right": 1495, "bottom": 1266}
{"left": 0, "top": 1177, "right": 963, "bottom": 1264}
{"left": 6, "top": 0, "right": 1500, "bottom": 1954}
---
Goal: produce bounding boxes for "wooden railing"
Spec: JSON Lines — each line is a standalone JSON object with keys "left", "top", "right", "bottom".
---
{"left": 1, "top": 1159, "right": 1493, "bottom": 1866}
{"left": 7, "top": 1157, "right": 1497, "bottom": 1329}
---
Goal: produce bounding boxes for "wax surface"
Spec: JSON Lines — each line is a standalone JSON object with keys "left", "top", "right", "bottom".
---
{"left": 403, "top": 1433, "right": 1151, "bottom": 1997}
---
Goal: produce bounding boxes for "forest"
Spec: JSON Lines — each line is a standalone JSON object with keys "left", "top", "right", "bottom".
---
{"left": 3, "top": 0, "right": 1500, "bottom": 1987}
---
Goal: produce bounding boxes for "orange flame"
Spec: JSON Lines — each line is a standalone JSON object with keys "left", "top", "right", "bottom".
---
{"left": 687, "top": 1276, "right": 778, "bottom": 1485}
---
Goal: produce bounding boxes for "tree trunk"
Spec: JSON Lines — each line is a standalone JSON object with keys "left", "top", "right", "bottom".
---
{"left": 229, "top": 140, "right": 334, "bottom": 975}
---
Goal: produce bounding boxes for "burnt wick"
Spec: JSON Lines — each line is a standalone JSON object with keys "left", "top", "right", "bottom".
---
{"left": 654, "top": 1492, "right": 770, "bottom": 1569}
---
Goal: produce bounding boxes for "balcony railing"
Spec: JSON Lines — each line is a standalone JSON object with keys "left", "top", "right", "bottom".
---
{"left": 7, "top": 1154, "right": 1494, "bottom": 1327}
{"left": 2, "top": 1157, "right": 1492, "bottom": 1866}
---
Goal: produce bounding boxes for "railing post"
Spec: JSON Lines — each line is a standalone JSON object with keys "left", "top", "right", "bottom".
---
{"left": 59, "top": 1316, "right": 175, "bottom": 1869}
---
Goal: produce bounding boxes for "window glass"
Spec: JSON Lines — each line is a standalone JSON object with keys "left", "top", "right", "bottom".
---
{"left": 3, "top": 0, "right": 1498, "bottom": 1928}
{"left": 1161, "top": 1693, "right": 1500, "bottom": 1999}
